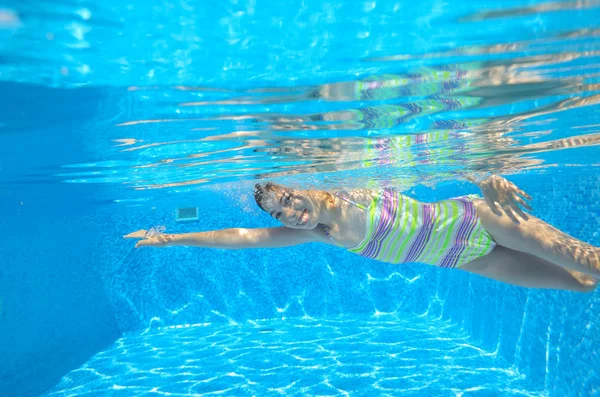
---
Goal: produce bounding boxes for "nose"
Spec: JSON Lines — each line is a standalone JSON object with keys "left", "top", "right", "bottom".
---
{"left": 284, "top": 207, "right": 297, "bottom": 223}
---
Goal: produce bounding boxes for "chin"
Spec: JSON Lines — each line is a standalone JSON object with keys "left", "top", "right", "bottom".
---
{"left": 291, "top": 222, "right": 312, "bottom": 230}
{"left": 304, "top": 222, "right": 318, "bottom": 230}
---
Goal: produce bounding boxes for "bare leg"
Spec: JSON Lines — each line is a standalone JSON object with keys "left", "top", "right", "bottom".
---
{"left": 461, "top": 245, "right": 598, "bottom": 292}
{"left": 474, "top": 199, "right": 600, "bottom": 279}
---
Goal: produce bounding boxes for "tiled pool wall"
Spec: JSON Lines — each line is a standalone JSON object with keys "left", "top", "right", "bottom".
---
{"left": 0, "top": 187, "right": 122, "bottom": 397}
{"left": 0, "top": 83, "right": 123, "bottom": 397}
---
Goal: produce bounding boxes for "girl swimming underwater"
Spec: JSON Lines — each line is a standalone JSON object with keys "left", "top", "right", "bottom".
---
{"left": 125, "top": 175, "right": 599, "bottom": 292}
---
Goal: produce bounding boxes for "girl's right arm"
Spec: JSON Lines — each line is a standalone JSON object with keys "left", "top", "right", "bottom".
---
{"left": 124, "top": 226, "right": 325, "bottom": 249}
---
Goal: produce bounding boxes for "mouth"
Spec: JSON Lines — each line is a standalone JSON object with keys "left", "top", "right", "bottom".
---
{"left": 297, "top": 209, "right": 308, "bottom": 226}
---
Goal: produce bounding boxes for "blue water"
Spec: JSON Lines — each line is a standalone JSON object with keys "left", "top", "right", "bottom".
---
{"left": 42, "top": 315, "right": 540, "bottom": 396}
{"left": 1, "top": 0, "right": 600, "bottom": 396}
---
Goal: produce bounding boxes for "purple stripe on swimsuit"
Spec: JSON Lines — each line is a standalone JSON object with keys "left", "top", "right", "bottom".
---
{"left": 439, "top": 198, "right": 477, "bottom": 268}
{"left": 363, "top": 189, "right": 394, "bottom": 258}
{"left": 402, "top": 203, "right": 435, "bottom": 264}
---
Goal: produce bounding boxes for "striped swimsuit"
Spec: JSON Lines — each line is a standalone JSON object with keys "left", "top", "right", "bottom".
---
{"left": 323, "top": 189, "right": 496, "bottom": 268}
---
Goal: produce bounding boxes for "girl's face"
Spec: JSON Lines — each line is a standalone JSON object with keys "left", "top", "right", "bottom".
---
{"left": 263, "top": 188, "right": 317, "bottom": 229}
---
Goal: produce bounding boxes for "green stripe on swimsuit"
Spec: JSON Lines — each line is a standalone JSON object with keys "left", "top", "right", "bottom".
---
{"left": 345, "top": 189, "right": 496, "bottom": 268}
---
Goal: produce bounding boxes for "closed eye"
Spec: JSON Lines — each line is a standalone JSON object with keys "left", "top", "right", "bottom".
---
{"left": 270, "top": 210, "right": 282, "bottom": 220}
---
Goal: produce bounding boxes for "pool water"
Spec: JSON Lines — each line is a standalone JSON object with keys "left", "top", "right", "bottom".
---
{"left": 43, "top": 315, "right": 540, "bottom": 397}
{"left": 1, "top": 0, "right": 600, "bottom": 396}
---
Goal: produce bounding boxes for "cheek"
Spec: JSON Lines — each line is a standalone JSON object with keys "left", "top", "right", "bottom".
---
{"left": 277, "top": 214, "right": 292, "bottom": 226}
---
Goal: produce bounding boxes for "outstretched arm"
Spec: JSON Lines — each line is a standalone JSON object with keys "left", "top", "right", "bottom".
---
{"left": 124, "top": 226, "right": 323, "bottom": 249}
{"left": 466, "top": 173, "right": 532, "bottom": 224}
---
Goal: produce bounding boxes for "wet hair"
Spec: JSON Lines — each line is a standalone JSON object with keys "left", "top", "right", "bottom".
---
{"left": 254, "top": 182, "right": 280, "bottom": 213}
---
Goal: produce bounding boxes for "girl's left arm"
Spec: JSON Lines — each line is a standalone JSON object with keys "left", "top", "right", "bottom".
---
{"left": 467, "top": 174, "right": 533, "bottom": 224}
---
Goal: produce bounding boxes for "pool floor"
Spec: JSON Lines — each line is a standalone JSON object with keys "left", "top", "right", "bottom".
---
{"left": 43, "top": 314, "right": 543, "bottom": 396}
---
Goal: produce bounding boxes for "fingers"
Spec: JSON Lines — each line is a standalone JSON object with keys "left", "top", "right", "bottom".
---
{"left": 515, "top": 186, "right": 532, "bottom": 201}
{"left": 505, "top": 180, "right": 532, "bottom": 199}
{"left": 514, "top": 195, "right": 532, "bottom": 212}
{"left": 509, "top": 184, "right": 533, "bottom": 203}
{"left": 511, "top": 201, "right": 529, "bottom": 222}
{"left": 502, "top": 204, "right": 520, "bottom": 224}
{"left": 124, "top": 230, "right": 148, "bottom": 239}
{"left": 484, "top": 195, "right": 502, "bottom": 216}
{"left": 507, "top": 183, "right": 532, "bottom": 214}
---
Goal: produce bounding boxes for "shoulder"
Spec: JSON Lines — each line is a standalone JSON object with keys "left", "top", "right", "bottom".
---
{"left": 338, "top": 188, "right": 380, "bottom": 207}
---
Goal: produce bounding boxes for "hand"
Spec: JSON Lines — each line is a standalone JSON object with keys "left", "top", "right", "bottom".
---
{"left": 123, "top": 229, "right": 172, "bottom": 248}
{"left": 123, "top": 230, "right": 147, "bottom": 239}
{"left": 477, "top": 175, "right": 532, "bottom": 224}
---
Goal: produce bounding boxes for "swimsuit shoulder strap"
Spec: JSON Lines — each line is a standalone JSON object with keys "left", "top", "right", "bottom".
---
{"left": 320, "top": 224, "right": 343, "bottom": 247}
{"left": 332, "top": 191, "right": 369, "bottom": 210}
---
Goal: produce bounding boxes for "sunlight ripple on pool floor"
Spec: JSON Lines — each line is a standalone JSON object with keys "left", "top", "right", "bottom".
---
{"left": 43, "top": 315, "right": 542, "bottom": 397}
